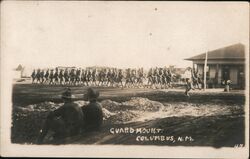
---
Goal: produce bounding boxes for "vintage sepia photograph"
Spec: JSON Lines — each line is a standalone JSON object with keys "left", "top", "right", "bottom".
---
{"left": 1, "top": 1, "right": 249, "bottom": 158}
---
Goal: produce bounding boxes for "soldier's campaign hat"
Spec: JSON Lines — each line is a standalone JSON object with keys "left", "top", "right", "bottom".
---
{"left": 62, "top": 88, "right": 72, "bottom": 99}
{"left": 86, "top": 88, "right": 99, "bottom": 99}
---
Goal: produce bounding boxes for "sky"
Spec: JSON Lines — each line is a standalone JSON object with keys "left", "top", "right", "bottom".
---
{"left": 1, "top": 1, "right": 249, "bottom": 69}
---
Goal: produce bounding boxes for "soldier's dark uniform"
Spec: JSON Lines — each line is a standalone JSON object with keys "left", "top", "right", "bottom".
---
{"left": 64, "top": 69, "right": 69, "bottom": 84}
{"left": 117, "top": 69, "right": 124, "bottom": 87}
{"left": 91, "top": 69, "right": 97, "bottom": 85}
{"left": 59, "top": 70, "right": 64, "bottom": 85}
{"left": 44, "top": 70, "right": 49, "bottom": 83}
{"left": 36, "top": 69, "right": 41, "bottom": 83}
{"left": 54, "top": 69, "right": 59, "bottom": 84}
{"left": 147, "top": 68, "right": 153, "bottom": 87}
{"left": 37, "top": 88, "right": 84, "bottom": 144}
{"left": 31, "top": 70, "right": 36, "bottom": 83}
{"left": 49, "top": 70, "right": 54, "bottom": 85}
{"left": 40, "top": 70, "right": 45, "bottom": 83}
{"left": 76, "top": 69, "right": 81, "bottom": 84}
{"left": 162, "top": 68, "right": 168, "bottom": 86}
{"left": 185, "top": 78, "right": 194, "bottom": 97}
{"left": 81, "top": 88, "right": 103, "bottom": 131}
{"left": 166, "top": 70, "right": 172, "bottom": 87}
{"left": 69, "top": 69, "right": 76, "bottom": 85}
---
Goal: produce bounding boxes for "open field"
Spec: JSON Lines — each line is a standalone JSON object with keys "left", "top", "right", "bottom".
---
{"left": 12, "top": 84, "right": 245, "bottom": 147}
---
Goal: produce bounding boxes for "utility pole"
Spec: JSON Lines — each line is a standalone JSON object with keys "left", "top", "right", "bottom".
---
{"left": 203, "top": 51, "right": 208, "bottom": 91}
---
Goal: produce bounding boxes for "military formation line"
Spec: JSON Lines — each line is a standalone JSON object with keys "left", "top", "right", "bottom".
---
{"left": 30, "top": 67, "right": 180, "bottom": 89}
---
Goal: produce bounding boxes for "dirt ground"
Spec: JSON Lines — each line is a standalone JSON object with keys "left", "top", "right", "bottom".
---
{"left": 11, "top": 84, "right": 245, "bottom": 147}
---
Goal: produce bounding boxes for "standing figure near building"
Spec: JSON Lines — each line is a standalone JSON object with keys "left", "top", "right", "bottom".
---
{"left": 184, "top": 67, "right": 194, "bottom": 97}
{"left": 191, "top": 69, "right": 201, "bottom": 90}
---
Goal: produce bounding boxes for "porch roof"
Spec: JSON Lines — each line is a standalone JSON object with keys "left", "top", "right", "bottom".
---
{"left": 185, "top": 43, "right": 245, "bottom": 61}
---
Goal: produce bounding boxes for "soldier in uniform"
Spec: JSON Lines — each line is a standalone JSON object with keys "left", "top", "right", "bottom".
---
{"left": 31, "top": 69, "right": 36, "bottom": 84}
{"left": 85, "top": 69, "right": 90, "bottom": 86}
{"left": 103, "top": 69, "right": 108, "bottom": 86}
{"left": 59, "top": 69, "right": 64, "bottom": 85}
{"left": 75, "top": 69, "right": 81, "bottom": 85}
{"left": 191, "top": 69, "right": 200, "bottom": 90}
{"left": 136, "top": 68, "right": 144, "bottom": 88}
{"left": 40, "top": 70, "right": 45, "bottom": 84}
{"left": 86, "top": 69, "right": 92, "bottom": 85}
{"left": 36, "top": 69, "right": 41, "bottom": 84}
{"left": 146, "top": 68, "right": 153, "bottom": 88}
{"left": 80, "top": 69, "right": 86, "bottom": 86}
{"left": 110, "top": 69, "right": 116, "bottom": 87}
{"left": 117, "top": 69, "right": 124, "bottom": 88}
{"left": 124, "top": 68, "right": 132, "bottom": 88}
{"left": 185, "top": 78, "right": 194, "bottom": 97}
{"left": 91, "top": 68, "right": 97, "bottom": 86}
{"left": 81, "top": 88, "right": 103, "bottom": 132}
{"left": 106, "top": 69, "right": 112, "bottom": 87}
{"left": 162, "top": 68, "right": 168, "bottom": 88}
{"left": 184, "top": 68, "right": 194, "bottom": 97}
{"left": 37, "top": 88, "right": 84, "bottom": 144}
{"left": 49, "top": 69, "right": 54, "bottom": 85}
{"left": 97, "top": 69, "right": 105, "bottom": 86}
{"left": 69, "top": 69, "right": 76, "bottom": 85}
{"left": 131, "top": 69, "right": 137, "bottom": 87}
{"left": 152, "top": 68, "right": 158, "bottom": 88}
{"left": 44, "top": 69, "right": 50, "bottom": 84}
{"left": 166, "top": 69, "right": 173, "bottom": 88}
{"left": 64, "top": 69, "right": 69, "bottom": 85}
{"left": 54, "top": 68, "right": 59, "bottom": 85}
{"left": 158, "top": 68, "right": 163, "bottom": 88}
{"left": 197, "top": 74, "right": 203, "bottom": 89}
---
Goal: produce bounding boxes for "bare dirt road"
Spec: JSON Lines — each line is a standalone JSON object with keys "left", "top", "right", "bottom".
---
{"left": 12, "top": 84, "right": 245, "bottom": 147}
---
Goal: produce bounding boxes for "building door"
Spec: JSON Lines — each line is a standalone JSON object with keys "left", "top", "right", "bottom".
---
{"left": 230, "top": 67, "right": 238, "bottom": 85}
{"left": 238, "top": 65, "right": 245, "bottom": 89}
{"left": 222, "top": 65, "right": 230, "bottom": 81}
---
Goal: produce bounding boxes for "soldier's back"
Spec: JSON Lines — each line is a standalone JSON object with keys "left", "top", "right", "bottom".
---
{"left": 60, "top": 103, "right": 84, "bottom": 127}
{"left": 82, "top": 102, "right": 103, "bottom": 130}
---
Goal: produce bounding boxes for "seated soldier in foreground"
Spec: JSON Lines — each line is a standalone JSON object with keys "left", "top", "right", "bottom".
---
{"left": 37, "top": 88, "right": 84, "bottom": 144}
{"left": 81, "top": 88, "right": 103, "bottom": 132}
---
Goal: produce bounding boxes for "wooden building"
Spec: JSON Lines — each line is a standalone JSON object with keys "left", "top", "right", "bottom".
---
{"left": 185, "top": 43, "right": 245, "bottom": 89}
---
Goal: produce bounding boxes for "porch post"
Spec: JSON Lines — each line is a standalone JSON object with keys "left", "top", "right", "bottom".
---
{"left": 215, "top": 64, "right": 219, "bottom": 87}
{"left": 203, "top": 51, "right": 208, "bottom": 91}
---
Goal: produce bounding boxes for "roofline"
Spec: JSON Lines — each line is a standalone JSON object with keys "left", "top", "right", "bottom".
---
{"left": 185, "top": 43, "right": 245, "bottom": 61}
{"left": 185, "top": 57, "right": 245, "bottom": 61}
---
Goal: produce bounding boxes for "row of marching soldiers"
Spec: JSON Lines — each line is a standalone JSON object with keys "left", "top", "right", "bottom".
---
{"left": 31, "top": 67, "right": 174, "bottom": 88}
